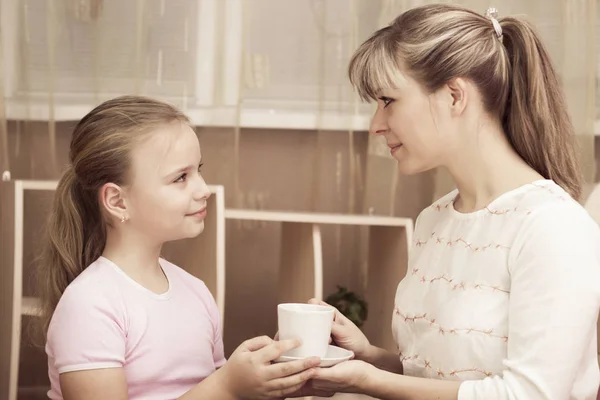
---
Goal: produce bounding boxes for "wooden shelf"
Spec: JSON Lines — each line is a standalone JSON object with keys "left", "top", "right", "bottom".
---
{"left": 224, "top": 209, "right": 412, "bottom": 227}
{"left": 224, "top": 209, "right": 413, "bottom": 352}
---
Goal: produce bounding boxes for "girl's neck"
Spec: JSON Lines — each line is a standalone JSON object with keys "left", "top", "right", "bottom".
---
{"left": 102, "top": 228, "right": 165, "bottom": 285}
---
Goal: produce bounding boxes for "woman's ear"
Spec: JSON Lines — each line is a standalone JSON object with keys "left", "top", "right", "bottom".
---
{"left": 446, "top": 77, "right": 468, "bottom": 116}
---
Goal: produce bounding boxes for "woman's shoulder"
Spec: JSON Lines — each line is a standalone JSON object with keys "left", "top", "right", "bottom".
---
{"left": 514, "top": 187, "right": 600, "bottom": 246}
{"left": 416, "top": 189, "right": 459, "bottom": 221}
{"left": 514, "top": 180, "right": 596, "bottom": 230}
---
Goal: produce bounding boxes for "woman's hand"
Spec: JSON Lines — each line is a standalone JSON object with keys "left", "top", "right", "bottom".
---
{"left": 284, "top": 360, "right": 372, "bottom": 398}
{"left": 310, "top": 360, "right": 372, "bottom": 395}
{"left": 307, "top": 298, "right": 371, "bottom": 360}
{"left": 218, "top": 336, "right": 321, "bottom": 399}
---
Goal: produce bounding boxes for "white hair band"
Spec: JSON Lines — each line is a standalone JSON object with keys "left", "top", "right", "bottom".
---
{"left": 485, "top": 7, "right": 503, "bottom": 42}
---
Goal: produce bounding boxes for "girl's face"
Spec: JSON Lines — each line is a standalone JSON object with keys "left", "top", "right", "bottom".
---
{"left": 122, "top": 122, "right": 211, "bottom": 244}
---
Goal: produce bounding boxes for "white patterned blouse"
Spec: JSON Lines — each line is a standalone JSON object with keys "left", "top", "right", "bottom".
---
{"left": 393, "top": 179, "right": 600, "bottom": 400}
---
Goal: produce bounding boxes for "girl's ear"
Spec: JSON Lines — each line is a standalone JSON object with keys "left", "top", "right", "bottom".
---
{"left": 100, "top": 183, "right": 129, "bottom": 222}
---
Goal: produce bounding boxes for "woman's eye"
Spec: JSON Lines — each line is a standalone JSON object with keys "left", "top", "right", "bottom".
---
{"left": 379, "top": 97, "right": 394, "bottom": 108}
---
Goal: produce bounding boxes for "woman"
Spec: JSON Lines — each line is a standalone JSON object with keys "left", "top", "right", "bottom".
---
{"left": 300, "top": 4, "right": 600, "bottom": 400}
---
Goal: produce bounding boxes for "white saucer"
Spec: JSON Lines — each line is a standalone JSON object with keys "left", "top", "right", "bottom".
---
{"left": 274, "top": 345, "right": 354, "bottom": 368}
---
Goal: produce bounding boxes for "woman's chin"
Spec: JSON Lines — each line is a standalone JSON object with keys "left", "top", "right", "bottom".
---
{"left": 396, "top": 161, "right": 421, "bottom": 176}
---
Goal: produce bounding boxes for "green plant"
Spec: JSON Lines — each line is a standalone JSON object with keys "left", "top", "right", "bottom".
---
{"left": 325, "top": 286, "right": 368, "bottom": 328}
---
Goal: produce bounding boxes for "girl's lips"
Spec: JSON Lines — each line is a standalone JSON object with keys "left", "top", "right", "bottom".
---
{"left": 187, "top": 207, "right": 207, "bottom": 218}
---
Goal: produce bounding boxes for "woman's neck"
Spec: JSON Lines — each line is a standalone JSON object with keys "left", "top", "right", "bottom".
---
{"left": 445, "top": 125, "right": 544, "bottom": 213}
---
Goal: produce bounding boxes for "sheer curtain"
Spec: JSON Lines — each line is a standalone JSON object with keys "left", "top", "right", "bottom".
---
{"left": 0, "top": 0, "right": 596, "bottom": 207}
{"left": 236, "top": 0, "right": 597, "bottom": 213}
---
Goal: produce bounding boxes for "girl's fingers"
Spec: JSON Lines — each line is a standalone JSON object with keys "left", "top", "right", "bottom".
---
{"left": 239, "top": 335, "right": 274, "bottom": 352}
{"left": 267, "top": 357, "right": 321, "bottom": 379}
{"left": 256, "top": 339, "right": 301, "bottom": 363}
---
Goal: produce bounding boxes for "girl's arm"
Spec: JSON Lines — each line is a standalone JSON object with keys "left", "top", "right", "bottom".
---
{"left": 61, "top": 337, "right": 319, "bottom": 400}
{"left": 60, "top": 368, "right": 129, "bottom": 400}
{"left": 59, "top": 367, "right": 235, "bottom": 400}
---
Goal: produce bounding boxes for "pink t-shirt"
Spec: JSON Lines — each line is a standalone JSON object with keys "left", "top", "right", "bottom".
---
{"left": 46, "top": 256, "right": 226, "bottom": 400}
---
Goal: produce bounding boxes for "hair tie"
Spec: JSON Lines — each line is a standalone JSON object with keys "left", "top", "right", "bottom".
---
{"left": 485, "top": 7, "right": 503, "bottom": 43}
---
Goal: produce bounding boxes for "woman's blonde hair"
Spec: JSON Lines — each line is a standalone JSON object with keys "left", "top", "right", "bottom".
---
{"left": 349, "top": 4, "right": 582, "bottom": 200}
{"left": 35, "top": 95, "right": 190, "bottom": 339}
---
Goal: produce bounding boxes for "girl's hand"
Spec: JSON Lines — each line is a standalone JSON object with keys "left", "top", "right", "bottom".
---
{"left": 307, "top": 298, "right": 371, "bottom": 360}
{"left": 219, "top": 335, "right": 321, "bottom": 399}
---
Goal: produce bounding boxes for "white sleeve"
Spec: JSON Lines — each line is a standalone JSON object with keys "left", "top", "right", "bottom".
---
{"left": 458, "top": 203, "right": 600, "bottom": 400}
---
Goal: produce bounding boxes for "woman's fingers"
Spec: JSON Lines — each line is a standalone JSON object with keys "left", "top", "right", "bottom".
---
{"left": 266, "top": 363, "right": 319, "bottom": 397}
{"left": 307, "top": 298, "right": 350, "bottom": 325}
{"left": 308, "top": 298, "right": 330, "bottom": 307}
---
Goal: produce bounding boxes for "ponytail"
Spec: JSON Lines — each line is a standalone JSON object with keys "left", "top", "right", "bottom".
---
{"left": 29, "top": 95, "right": 190, "bottom": 343}
{"left": 35, "top": 166, "right": 106, "bottom": 339}
{"left": 501, "top": 17, "right": 582, "bottom": 200}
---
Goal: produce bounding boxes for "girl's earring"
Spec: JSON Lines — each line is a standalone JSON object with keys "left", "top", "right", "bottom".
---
{"left": 120, "top": 215, "right": 128, "bottom": 223}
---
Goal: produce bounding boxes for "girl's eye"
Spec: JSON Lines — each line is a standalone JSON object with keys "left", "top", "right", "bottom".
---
{"left": 174, "top": 163, "right": 203, "bottom": 183}
{"left": 175, "top": 173, "right": 187, "bottom": 183}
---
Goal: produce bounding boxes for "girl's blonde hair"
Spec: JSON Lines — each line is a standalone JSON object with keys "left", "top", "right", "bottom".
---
{"left": 349, "top": 4, "right": 582, "bottom": 200}
{"left": 35, "top": 95, "right": 190, "bottom": 339}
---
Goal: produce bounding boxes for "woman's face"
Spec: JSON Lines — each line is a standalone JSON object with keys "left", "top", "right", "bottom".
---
{"left": 369, "top": 73, "right": 459, "bottom": 175}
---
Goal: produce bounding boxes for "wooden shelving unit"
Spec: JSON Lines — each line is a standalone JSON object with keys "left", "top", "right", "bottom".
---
{"left": 0, "top": 180, "right": 225, "bottom": 400}
{"left": 224, "top": 209, "right": 413, "bottom": 351}
{"left": 1, "top": 180, "right": 414, "bottom": 399}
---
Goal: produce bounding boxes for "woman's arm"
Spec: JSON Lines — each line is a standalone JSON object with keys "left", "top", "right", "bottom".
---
{"left": 313, "top": 204, "right": 600, "bottom": 400}
{"left": 361, "top": 345, "right": 404, "bottom": 374}
{"left": 363, "top": 365, "right": 460, "bottom": 400}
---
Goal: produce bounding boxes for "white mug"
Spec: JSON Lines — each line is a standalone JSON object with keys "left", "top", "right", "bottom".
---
{"left": 277, "top": 303, "right": 334, "bottom": 358}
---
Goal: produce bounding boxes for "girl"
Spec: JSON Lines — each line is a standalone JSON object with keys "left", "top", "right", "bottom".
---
{"left": 300, "top": 4, "right": 600, "bottom": 400}
{"left": 36, "top": 95, "right": 320, "bottom": 400}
